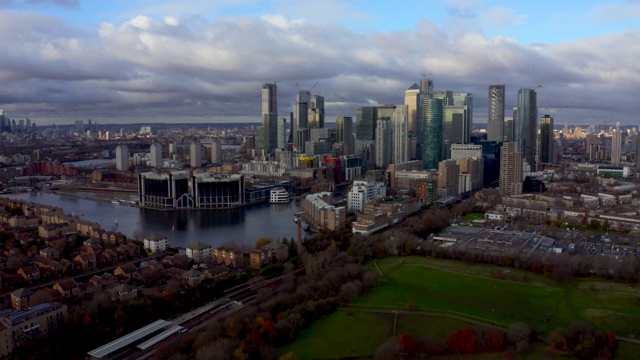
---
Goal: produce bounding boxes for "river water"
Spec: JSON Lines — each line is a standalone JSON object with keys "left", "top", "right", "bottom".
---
{"left": 3, "top": 192, "right": 302, "bottom": 249}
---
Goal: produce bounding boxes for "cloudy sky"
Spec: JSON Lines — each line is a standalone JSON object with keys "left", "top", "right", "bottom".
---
{"left": 1, "top": 0, "right": 639, "bottom": 126}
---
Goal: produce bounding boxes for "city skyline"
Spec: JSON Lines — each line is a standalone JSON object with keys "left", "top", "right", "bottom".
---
{"left": 0, "top": 1, "right": 639, "bottom": 125}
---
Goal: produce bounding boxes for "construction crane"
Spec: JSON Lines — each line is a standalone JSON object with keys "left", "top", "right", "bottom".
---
{"left": 532, "top": 64, "right": 542, "bottom": 89}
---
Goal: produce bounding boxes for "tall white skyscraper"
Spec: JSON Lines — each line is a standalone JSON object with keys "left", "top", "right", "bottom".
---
{"left": 375, "top": 119, "right": 391, "bottom": 168}
{"left": 611, "top": 121, "right": 622, "bottom": 166}
{"left": 115, "top": 145, "right": 129, "bottom": 171}
{"left": 149, "top": 143, "right": 162, "bottom": 168}
{"left": 487, "top": 85, "right": 505, "bottom": 142}
{"left": 190, "top": 141, "right": 201, "bottom": 168}
{"left": 391, "top": 105, "right": 409, "bottom": 164}
{"left": 211, "top": 139, "right": 222, "bottom": 164}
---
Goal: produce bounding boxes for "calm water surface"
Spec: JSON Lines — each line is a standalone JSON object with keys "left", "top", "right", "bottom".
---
{"left": 3, "top": 192, "right": 302, "bottom": 248}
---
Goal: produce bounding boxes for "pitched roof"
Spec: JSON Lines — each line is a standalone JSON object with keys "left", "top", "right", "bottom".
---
{"left": 55, "top": 279, "right": 78, "bottom": 291}
{"left": 116, "top": 263, "right": 138, "bottom": 274}
{"left": 183, "top": 269, "right": 203, "bottom": 279}
{"left": 10, "top": 288, "right": 33, "bottom": 298}
{"left": 188, "top": 242, "right": 211, "bottom": 250}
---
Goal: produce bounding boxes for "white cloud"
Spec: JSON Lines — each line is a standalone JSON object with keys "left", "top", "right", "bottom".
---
{"left": 0, "top": 11, "right": 639, "bottom": 125}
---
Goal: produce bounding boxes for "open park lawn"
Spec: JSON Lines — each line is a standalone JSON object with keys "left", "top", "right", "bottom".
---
{"left": 280, "top": 256, "right": 640, "bottom": 359}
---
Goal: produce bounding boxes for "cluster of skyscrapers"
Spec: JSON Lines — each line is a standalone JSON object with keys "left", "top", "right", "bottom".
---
{"left": 0, "top": 109, "right": 34, "bottom": 133}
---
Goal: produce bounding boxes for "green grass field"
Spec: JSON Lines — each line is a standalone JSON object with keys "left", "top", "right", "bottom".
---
{"left": 360, "top": 257, "right": 565, "bottom": 330}
{"left": 281, "top": 256, "right": 640, "bottom": 359}
{"left": 279, "top": 310, "right": 394, "bottom": 359}
{"left": 460, "top": 212, "right": 485, "bottom": 222}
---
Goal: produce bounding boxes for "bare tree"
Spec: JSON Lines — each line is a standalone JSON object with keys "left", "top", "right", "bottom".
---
{"left": 374, "top": 336, "right": 402, "bottom": 360}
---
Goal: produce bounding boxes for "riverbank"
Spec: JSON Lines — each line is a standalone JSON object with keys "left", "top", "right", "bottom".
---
{"left": 2, "top": 192, "right": 303, "bottom": 248}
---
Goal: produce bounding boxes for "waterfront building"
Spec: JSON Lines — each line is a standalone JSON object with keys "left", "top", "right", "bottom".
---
{"left": 149, "top": 143, "right": 162, "bottom": 168}
{"left": 186, "top": 242, "right": 213, "bottom": 263}
{"left": 347, "top": 180, "right": 387, "bottom": 212}
{"left": 138, "top": 171, "right": 190, "bottom": 209}
{"left": 515, "top": 88, "right": 538, "bottom": 169}
{"left": 499, "top": 142, "right": 523, "bottom": 196}
{"left": 115, "top": 145, "right": 129, "bottom": 171}
{"left": 269, "top": 187, "right": 291, "bottom": 203}
{"left": 192, "top": 173, "right": 245, "bottom": 209}
{"left": 143, "top": 233, "right": 168, "bottom": 252}
{"left": 240, "top": 160, "right": 286, "bottom": 177}
{"left": 302, "top": 192, "right": 346, "bottom": 231}
{"left": 487, "top": 85, "right": 505, "bottom": 142}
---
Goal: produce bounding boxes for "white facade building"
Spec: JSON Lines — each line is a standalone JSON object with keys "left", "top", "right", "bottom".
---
{"left": 392, "top": 105, "right": 409, "bottom": 164}
{"left": 347, "top": 180, "right": 387, "bottom": 212}
{"left": 190, "top": 141, "right": 201, "bottom": 168}
{"left": 150, "top": 143, "right": 162, "bottom": 168}
{"left": 143, "top": 234, "right": 168, "bottom": 253}
{"left": 115, "top": 145, "right": 129, "bottom": 171}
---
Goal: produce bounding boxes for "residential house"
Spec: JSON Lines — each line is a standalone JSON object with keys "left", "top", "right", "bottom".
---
{"left": 53, "top": 279, "right": 80, "bottom": 298}
{"left": 226, "top": 250, "right": 244, "bottom": 268}
{"left": 212, "top": 247, "right": 228, "bottom": 265}
{"left": 17, "top": 265, "right": 40, "bottom": 283}
{"left": 10, "top": 288, "right": 33, "bottom": 310}
{"left": 74, "top": 253, "right": 96, "bottom": 271}
{"left": 32, "top": 256, "right": 64, "bottom": 277}
{"left": 182, "top": 268, "right": 205, "bottom": 287}
{"left": 57, "top": 259, "right": 74, "bottom": 275}
{"left": 185, "top": 242, "right": 212, "bottom": 263}
{"left": 114, "top": 263, "right": 139, "bottom": 280}
{"left": 111, "top": 283, "right": 138, "bottom": 301}
{"left": 39, "top": 247, "right": 60, "bottom": 260}
{"left": 37, "top": 224, "right": 63, "bottom": 239}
